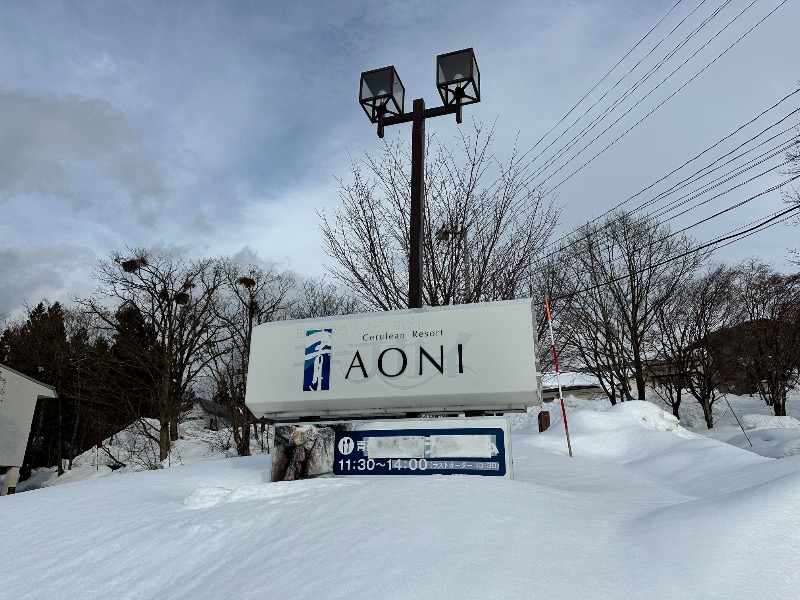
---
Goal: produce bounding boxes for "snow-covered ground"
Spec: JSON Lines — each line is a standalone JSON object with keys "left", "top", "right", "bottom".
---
{"left": 650, "top": 390, "right": 800, "bottom": 458}
{"left": 3, "top": 397, "right": 800, "bottom": 599}
{"left": 8, "top": 406, "right": 271, "bottom": 492}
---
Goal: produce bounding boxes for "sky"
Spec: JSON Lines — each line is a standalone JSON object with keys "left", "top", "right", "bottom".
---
{"left": 4, "top": 397, "right": 800, "bottom": 599}
{"left": 1, "top": 0, "right": 799, "bottom": 318}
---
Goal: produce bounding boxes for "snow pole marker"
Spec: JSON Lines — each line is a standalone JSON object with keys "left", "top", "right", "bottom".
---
{"left": 723, "top": 393, "right": 752, "bottom": 447}
{"left": 544, "top": 295, "right": 573, "bottom": 457}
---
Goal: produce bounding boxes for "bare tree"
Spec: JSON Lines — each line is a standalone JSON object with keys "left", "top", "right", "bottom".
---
{"left": 288, "top": 277, "right": 363, "bottom": 320}
{"left": 82, "top": 247, "right": 227, "bottom": 461}
{"left": 787, "top": 126, "right": 800, "bottom": 263}
{"left": 732, "top": 260, "right": 800, "bottom": 416}
{"left": 556, "top": 211, "right": 707, "bottom": 401}
{"left": 650, "top": 279, "right": 693, "bottom": 418}
{"left": 210, "top": 261, "right": 293, "bottom": 456}
{"left": 653, "top": 266, "right": 738, "bottom": 427}
{"left": 555, "top": 246, "right": 634, "bottom": 405}
{"left": 684, "top": 266, "right": 740, "bottom": 428}
{"left": 320, "top": 125, "right": 561, "bottom": 309}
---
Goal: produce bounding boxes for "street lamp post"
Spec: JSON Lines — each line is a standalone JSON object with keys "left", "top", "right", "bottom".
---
{"left": 436, "top": 225, "right": 471, "bottom": 303}
{"left": 359, "top": 48, "right": 480, "bottom": 309}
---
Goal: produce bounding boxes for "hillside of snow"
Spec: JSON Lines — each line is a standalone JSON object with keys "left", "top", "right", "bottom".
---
{"left": 3, "top": 399, "right": 800, "bottom": 599}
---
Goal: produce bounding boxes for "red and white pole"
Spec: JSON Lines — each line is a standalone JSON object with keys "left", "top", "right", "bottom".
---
{"left": 544, "top": 295, "right": 573, "bottom": 457}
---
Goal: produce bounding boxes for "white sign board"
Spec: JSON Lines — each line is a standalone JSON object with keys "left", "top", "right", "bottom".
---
{"left": 245, "top": 299, "right": 540, "bottom": 420}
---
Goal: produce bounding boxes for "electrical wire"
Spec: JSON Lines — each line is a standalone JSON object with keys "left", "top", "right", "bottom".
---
{"left": 526, "top": 0, "right": 738, "bottom": 186}
{"left": 550, "top": 203, "right": 800, "bottom": 302}
{"left": 533, "top": 92, "right": 800, "bottom": 258}
{"left": 712, "top": 209, "right": 797, "bottom": 250}
{"left": 653, "top": 155, "right": 792, "bottom": 222}
{"left": 543, "top": 173, "right": 799, "bottom": 269}
{"left": 446, "top": 1, "right": 796, "bottom": 282}
{"left": 512, "top": 0, "right": 689, "bottom": 168}
{"left": 533, "top": 0, "right": 790, "bottom": 193}
{"left": 632, "top": 120, "right": 800, "bottom": 215}
{"left": 515, "top": 0, "right": 714, "bottom": 181}
{"left": 531, "top": 144, "right": 796, "bottom": 268}
{"left": 476, "top": 0, "right": 708, "bottom": 202}
{"left": 669, "top": 173, "right": 800, "bottom": 235}
{"left": 472, "top": 46, "right": 798, "bottom": 256}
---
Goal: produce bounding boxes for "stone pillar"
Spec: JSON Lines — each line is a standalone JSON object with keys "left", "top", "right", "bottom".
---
{"left": 1, "top": 467, "right": 20, "bottom": 496}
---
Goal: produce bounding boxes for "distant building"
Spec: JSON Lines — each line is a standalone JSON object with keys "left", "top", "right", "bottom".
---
{"left": 186, "top": 399, "right": 230, "bottom": 431}
{"left": 540, "top": 372, "right": 605, "bottom": 402}
{"left": 1, "top": 364, "right": 57, "bottom": 496}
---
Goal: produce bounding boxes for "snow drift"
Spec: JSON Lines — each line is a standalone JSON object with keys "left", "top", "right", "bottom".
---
{"left": 3, "top": 402, "right": 800, "bottom": 599}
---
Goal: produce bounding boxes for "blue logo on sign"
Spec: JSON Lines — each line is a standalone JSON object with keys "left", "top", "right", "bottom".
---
{"left": 303, "top": 329, "right": 332, "bottom": 391}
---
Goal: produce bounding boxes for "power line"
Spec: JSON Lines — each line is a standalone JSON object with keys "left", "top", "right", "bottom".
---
{"left": 669, "top": 173, "right": 800, "bottom": 235}
{"left": 515, "top": 0, "right": 712, "bottom": 180}
{"left": 712, "top": 209, "right": 798, "bottom": 250}
{"left": 550, "top": 203, "right": 800, "bottom": 302}
{"left": 476, "top": 0, "right": 707, "bottom": 203}
{"left": 538, "top": 170, "right": 798, "bottom": 273}
{"left": 511, "top": 0, "right": 689, "bottom": 168}
{"left": 473, "top": 19, "right": 797, "bottom": 253}
{"left": 534, "top": 90, "right": 800, "bottom": 257}
{"left": 526, "top": 0, "right": 736, "bottom": 185}
{"left": 632, "top": 119, "right": 799, "bottom": 215}
{"left": 532, "top": 143, "right": 795, "bottom": 268}
{"left": 535, "top": 0, "right": 789, "bottom": 192}
{"left": 652, "top": 150, "right": 793, "bottom": 221}
{"left": 459, "top": 2, "right": 796, "bottom": 278}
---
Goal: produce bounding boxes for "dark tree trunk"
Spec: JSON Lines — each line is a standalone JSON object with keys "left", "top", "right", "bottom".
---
{"left": 702, "top": 401, "right": 714, "bottom": 429}
{"left": 672, "top": 387, "right": 683, "bottom": 419}
{"left": 609, "top": 373, "right": 617, "bottom": 406}
{"left": 238, "top": 421, "right": 251, "bottom": 456}
{"left": 57, "top": 398, "right": 64, "bottom": 476}
{"left": 633, "top": 354, "right": 646, "bottom": 400}
{"left": 159, "top": 419, "right": 170, "bottom": 461}
{"left": 68, "top": 400, "right": 81, "bottom": 471}
{"left": 773, "top": 391, "right": 787, "bottom": 417}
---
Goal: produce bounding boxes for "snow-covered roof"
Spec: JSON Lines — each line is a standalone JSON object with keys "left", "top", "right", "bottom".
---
{"left": 541, "top": 371, "right": 602, "bottom": 390}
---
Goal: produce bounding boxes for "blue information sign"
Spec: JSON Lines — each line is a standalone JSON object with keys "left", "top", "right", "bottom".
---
{"left": 333, "top": 428, "right": 507, "bottom": 476}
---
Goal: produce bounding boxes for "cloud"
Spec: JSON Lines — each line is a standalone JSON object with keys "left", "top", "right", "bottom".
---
{"left": 0, "top": 91, "right": 168, "bottom": 221}
{"left": 0, "top": 244, "right": 97, "bottom": 318}
{"left": 227, "top": 246, "right": 289, "bottom": 275}
{"left": 0, "top": 0, "right": 798, "bottom": 320}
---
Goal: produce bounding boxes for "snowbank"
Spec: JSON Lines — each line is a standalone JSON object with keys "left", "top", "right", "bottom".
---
{"left": 3, "top": 402, "right": 800, "bottom": 599}
{"left": 16, "top": 411, "right": 271, "bottom": 492}
{"left": 728, "top": 428, "right": 800, "bottom": 459}
{"left": 740, "top": 413, "right": 800, "bottom": 430}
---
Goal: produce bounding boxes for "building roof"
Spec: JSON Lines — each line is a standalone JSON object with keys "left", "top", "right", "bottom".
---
{"left": 196, "top": 399, "right": 228, "bottom": 417}
{"left": 541, "top": 371, "right": 602, "bottom": 391}
{"left": 0, "top": 363, "right": 58, "bottom": 397}
{"left": 1, "top": 363, "right": 59, "bottom": 466}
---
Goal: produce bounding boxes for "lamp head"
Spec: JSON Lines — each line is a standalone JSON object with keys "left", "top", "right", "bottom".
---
{"left": 436, "top": 48, "right": 480, "bottom": 107}
{"left": 359, "top": 66, "right": 405, "bottom": 123}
